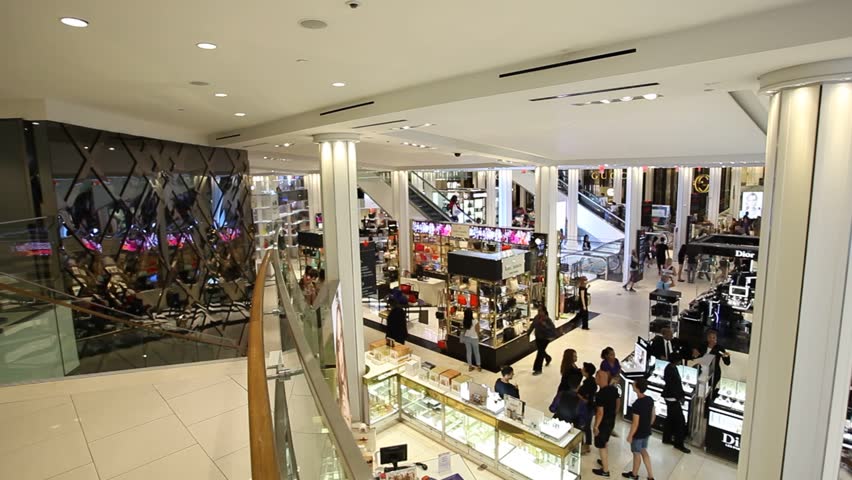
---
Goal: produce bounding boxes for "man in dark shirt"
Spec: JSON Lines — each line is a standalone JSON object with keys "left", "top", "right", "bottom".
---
{"left": 592, "top": 370, "right": 620, "bottom": 477}
{"left": 662, "top": 353, "right": 691, "bottom": 453}
{"left": 494, "top": 365, "right": 520, "bottom": 399}
{"left": 655, "top": 238, "right": 669, "bottom": 275}
{"left": 623, "top": 378, "right": 656, "bottom": 480}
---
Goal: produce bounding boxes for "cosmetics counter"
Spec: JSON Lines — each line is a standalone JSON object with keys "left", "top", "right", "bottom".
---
{"left": 363, "top": 349, "right": 583, "bottom": 480}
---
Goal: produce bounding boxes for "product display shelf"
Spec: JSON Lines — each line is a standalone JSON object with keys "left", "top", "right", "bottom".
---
{"left": 649, "top": 289, "right": 681, "bottom": 338}
{"left": 251, "top": 176, "right": 282, "bottom": 261}
{"left": 277, "top": 179, "right": 309, "bottom": 260}
{"left": 412, "top": 232, "right": 451, "bottom": 277}
{"left": 388, "top": 371, "right": 583, "bottom": 480}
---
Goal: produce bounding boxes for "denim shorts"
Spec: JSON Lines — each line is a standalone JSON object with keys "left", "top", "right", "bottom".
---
{"left": 630, "top": 436, "right": 649, "bottom": 453}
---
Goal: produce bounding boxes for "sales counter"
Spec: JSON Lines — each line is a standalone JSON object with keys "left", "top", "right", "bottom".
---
{"left": 363, "top": 353, "right": 583, "bottom": 480}
{"left": 705, "top": 378, "right": 746, "bottom": 462}
{"left": 622, "top": 358, "right": 698, "bottom": 431}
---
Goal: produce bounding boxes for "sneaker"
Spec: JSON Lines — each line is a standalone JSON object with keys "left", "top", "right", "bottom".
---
{"left": 675, "top": 444, "right": 692, "bottom": 454}
{"left": 621, "top": 473, "right": 638, "bottom": 479}
{"left": 532, "top": 370, "right": 542, "bottom": 376}
{"left": 592, "top": 468, "right": 610, "bottom": 477}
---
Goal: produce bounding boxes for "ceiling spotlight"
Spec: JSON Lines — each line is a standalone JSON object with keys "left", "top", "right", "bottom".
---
{"left": 214, "top": 93, "right": 228, "bottom": 97}
{"left": 331, "top": 82, "right": 346, "bottom": 87}
{"left": 60, "top": 17, "right": 89, "bottom": 28}
{"left": 419, "top": 145, "right": 427, "bottom": 148}
{"left": 402, "top": 126, "right": 411, "bottom": 129}
{"left": 403, "top": 142, "right": 410, "bottom": 145}
{"left": 620, "top": 96, "right": 633, "bottom": 102}
{"left": 108, "top": 147, "right": 115, "bottom": 151}
{"left": 263, "top": 156, "right": 269, "bottom": 160}
{"left": 32, "top": 122, "right": 39, "bottom": 125}
{"left": 643, "top": 93, "right": 659, "bottom": 100}
{"left": 234, "top": 112, "right": 246, "bottom": 117}
{"left": 766, "top": 90, "right": 777, "bottom": 94}
{"left": 274, "top": 144, "right": 281, "bottom": 148}
{"left": 423, "top": 123, "right": 432, "bottom": 127}
{"left": 283, "top": 143, "right": 292, "bottom": 147}
{"left": 196, "top": 42, "right": 217, "bottom": 50}
{"left": 600, "top": 99, "right": 611, "bottom": 104}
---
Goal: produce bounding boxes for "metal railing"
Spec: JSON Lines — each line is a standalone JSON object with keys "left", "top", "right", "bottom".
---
{"left": 408, "top": 171, "right": 476, "bottom": 223}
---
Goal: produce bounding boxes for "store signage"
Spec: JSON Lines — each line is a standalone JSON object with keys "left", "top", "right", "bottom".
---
{"left": 735, "top": 249, "right": 756, "bottom": 259}
{"left": 501, "top": 254, "right": 526, "bottom": 279}
{"left": 472, "top": 191, "right": 488, "bottom": 199}
{"left": 412, "top": 221, "right": 453, "bottom": 237}
{"left": 693, "top": 174, "right": 710, "bottom": 193}
{"left": 722, "top": 432, "right": 742, "bottom": 451}
{"left": 412, "top": 221, "right": 532, "bottom": 246}
{"left": 454, "top": 223, "right": 470, "bottom": 240}
{"left": 590, "top": 170, "right": 625, "bottom": 180}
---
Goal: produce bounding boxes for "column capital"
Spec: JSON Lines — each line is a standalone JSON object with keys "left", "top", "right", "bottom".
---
{"left": 312, "top": 133, "right": 360, "bottom": 143}
{"left": 759, "top": 57, "right": 852, "bottom": 94}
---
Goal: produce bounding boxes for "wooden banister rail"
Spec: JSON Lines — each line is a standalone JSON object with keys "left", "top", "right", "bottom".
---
{"left": 0, "top": 282, "right": 238, "bottom": 349}
{"left": 247, "top": 252, "right": 280, "bottom": 480}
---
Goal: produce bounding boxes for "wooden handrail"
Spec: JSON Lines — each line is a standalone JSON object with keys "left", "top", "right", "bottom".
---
{"left": 247, "top": 252, "right": 280, "bottom": 480}
{"left": 0, "top": 282, "right": 238, "bottom": 349}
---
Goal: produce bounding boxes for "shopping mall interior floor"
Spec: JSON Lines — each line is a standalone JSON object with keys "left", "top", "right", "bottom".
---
{"left": 365, "top": 273, "right": 743, "bottom": 480}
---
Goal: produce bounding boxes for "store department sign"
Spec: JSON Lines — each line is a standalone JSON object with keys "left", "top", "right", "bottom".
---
{"left": 735, "top": 249, "right": 756, "bottom": 259}
{"left": 693, "top": 174, "right": 710, "bottom": 193}
{"left": 501, "top": 254, "right": 526, "bottom": 279}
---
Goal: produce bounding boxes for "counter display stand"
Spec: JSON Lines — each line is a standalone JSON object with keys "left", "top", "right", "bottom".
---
{"left": 649, "top": 289, "right": 681, "bottom": 337}
{"left": 373, "top": 365, "right": 583, "bottom": 480}
{"left": 706, "top": 378, "right": 746, "bottom": 462}
{"left": 444, "top": 249, "right": 533, "bottom": 371}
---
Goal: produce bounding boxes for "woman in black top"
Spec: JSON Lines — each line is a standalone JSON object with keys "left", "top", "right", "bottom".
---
{"left": 558, "top": 348, "right": 581, "bottom": 392}
{"left": 677, "top": 244, "right": 687, "bottom": 282}
{"left": 385, "top": 299, "right": 408, "bottom": 345}
{"left": 572, "top": 276, "right": 590, "bottom": 330}
{"left": 582, "top": 235, "right": 592, "bottom": 251}
{"left": 526, "top": 307, "right": 555, "bottom": 375}
{"left": 578, "top": 362, "right": 598, "bottom": 454}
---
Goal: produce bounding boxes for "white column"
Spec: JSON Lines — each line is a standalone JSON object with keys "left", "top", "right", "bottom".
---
{"left": 484, "top": 170, "right": 497, "bottom": 225}
{"left": 497, "top": 169, "right": 513, "bottom": 227}
{"left": 612, "top": 168, "right": 623, "bottom": 204}
{"left": 674, "top": 167, "right": 693, "bottom": 254}
{"left": 729, "top": 167, "right": 743, "bottom": 217}
{"left": 644, "top": 168, "right": 654, "bottom": 202}
{"left": 391, "top": 170, "right": 411, "bottom": 274}
{"left": 622, "top": 167, "right": 642, "bottom": 282}
{"left": 563, "top": 169, "right": 579, "bottom": 250}
{"left": 306, "top": 173, "right": 321, "bottom": 230}
{"left": 534, "top": 166, "right": 559, "bottom": 316}
{"left": 475, "top": 171, "right": 487, "bottom": 190}
{"left": 739, "top": 60, "right": 852, "bottom": 480}
{"left": 314, "top": 133, "right": 365, "bottom": 423}
{"left": 707, "top": 167, "right": 722, "bottom": 224}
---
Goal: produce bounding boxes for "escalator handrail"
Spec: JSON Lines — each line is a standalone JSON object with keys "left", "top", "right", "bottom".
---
{"left": 560, "top": 179, "right": 626, "bottom": 230}
{"left": 408, "top": 172, "right": 476, "bottom": 223}
{"left": 408, "top": 185, "right": 452, "bottom": 222}
{"left": 0, "top": 281, "right": 240, "bottom": 350}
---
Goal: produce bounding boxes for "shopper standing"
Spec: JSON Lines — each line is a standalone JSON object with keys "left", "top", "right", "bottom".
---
{"left": 555, "top": 371, "right": 583, "bottom": 424}
{"left": 655, "top": 238, "right": 669, "bottom": 275}
{"left": 592, "top": 370, "right": 621, "bottom": 478}
{"left": 623, "top": 250, "right": 639, "bottom": 292}
{"left": 494, "top": 365, "right": 519, "bottom": 399}
{"left": 676, "top": 243, "right": 687, "bottom": 282}
{"left": 461, "top": 308, "right": 482, "bottom": 372}
{"left": 623, "top": 378, "right": 656, "bottom": 480}
{"left": 599, "top": 347, "right": 622, "bottom": 379}
{"left": 657, "top": 258, "right": 676, "bottom": 290}
{"left": 385, "top": 299, "right": 408, "bottom": 345}
{"left": 558, "top": 348, "right": 582, "bottom": 392}
{"left": 578, "top": 362, "right": 598, "bottom": 455}
{"left": 527, "top": 306, "right": 556, "bottom": 375}
{"left": 695, "top": 329, "right": 731, "bottom": 392}
{"left": 662, "top": 353, "right": 691, "bottom": 453}
{"left": 573, "top": 276, "right": 590, "bottom": 330}
{"left": 686, "top": 251, "right": 699, "bottom": 283}
{"left": 583, "top": 234, "right": 592, "bottom": 251}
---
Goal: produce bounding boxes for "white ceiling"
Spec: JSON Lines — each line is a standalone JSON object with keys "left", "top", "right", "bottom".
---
{"left": 5, "top": 0, "right": 851, "bottom": 172}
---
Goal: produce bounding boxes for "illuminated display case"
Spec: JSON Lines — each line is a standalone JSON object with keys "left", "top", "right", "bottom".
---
{"left": 706, "top": 378, "right": 747, "bottom": 462}
{"left": 623, "top": 358, "right": 698, "bottom": 430}
{"left": 389, "top": 373, "right": 582, "bottom": 480}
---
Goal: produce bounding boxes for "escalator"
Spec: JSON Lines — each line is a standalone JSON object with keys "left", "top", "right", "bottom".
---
{"left": 357, "top": 171, "right": 474, "bottom": 223}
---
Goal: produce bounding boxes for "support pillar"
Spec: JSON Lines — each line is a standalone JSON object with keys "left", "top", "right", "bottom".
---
{"left": 729, "top": 167, "right": 743, "bottom": 217}
{"left": 306, "top": 173, "right": 321, "bottom": 230}
{"left": 485, "top": 170, "right": 497, "bottom": 225}
{"left": 497, "top": 169, "right": 513, "bottom": 227}
{"left": 622, "top": 167, "right": 642, "bottom": 282}
{"left": 644, "top": 168, "right": 654, "bottom": 202}
{"left": 612, "top": 168, "right": 623, "bottom": 204}
{"left": 739, "top": 60, "right": 852, "bottom": 480}
{"left": 534, "top": 166, "right": 558, "bottom": 316}
{"left": 391, "top": 170, "right": 412, "bottom": 274}
{"left": 674, "top": 167, "right": 693, "bottom": 254}
{"left": 562, "top": 169, "right": 579, "bottom": 250}
{"left": 475, "top": 171, "right": 487, "bottom": 190}
{"left": 707, "top": 167, "right": 722, "bottom": 225}
{"left": 314, "top": 133, "right": 364, "bottom": 423}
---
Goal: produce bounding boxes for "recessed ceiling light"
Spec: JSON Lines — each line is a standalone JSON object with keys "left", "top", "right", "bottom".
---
{"left": 424, "top": 123, "right": 432, "bottom": 127}
{"left": 214, "top": 93, "right": 228, "bottom": 97}
{"left": 332, "top": 82, "right": 346, "bottom": 87}
{"left": 60, "top": 17, "right": 89, "bottom": 28}
{"left": 766, "top": 90, "right": 777, "bottom": 94}
{"left": 620, "top": 96, "right": 633, "bottom": 102}
{"left": 843, "top": 77, "right": 851, "bottom": 81}
{"left": 83, "top": 146, "right": 89, "bottom": 149}
{"left": 643, "top": 93, "right": 659, "bottom": 100}
{"left": 402, "top": 126, "right": 411, "bottom": 129}
{"left": 283, "top": 143, "right": 292, "bottom": 147}
{"left": 196, "top": 42, "right": 217, "bottom": 50}
{"left": 108, "top": 147, "right": 116, "bottom": 151}
{"left": 299, "top": 19, "right": 328, "bottom": 29}
{"left": 32, "top": 122, "right": 39, "bottom": 125}
{"left": 234, "top": 112, "right": 246, "bottom": 117}
{"left": 263, "top": 156, "right": 269, "bottom": 160}
{"left": 600, "top": 99, "right": 611, "bottom": 104}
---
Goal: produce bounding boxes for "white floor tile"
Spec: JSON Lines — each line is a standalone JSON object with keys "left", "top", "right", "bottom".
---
{"left": 214, "top": 446, "right": 251, "bottom": 480}
{"left": 188, "top": 406, "right": 249, "bottom": 460}
{"left": 167, "top": 379, "right": 247, "bottom": 426}
{"left": 0, "top": 395, "right": 71, "bottom": 423}
{"left": 0, "top": 429, "right": 91, "bottom": 480}
{"left": 46, "top": 463, "right": 99, "bottom": 480}
{"left": 0, "top": 401, "right": 80, "bottom": 455}
{"left": 73, "top": 384, "right": 172, "bottom": 441}
{"left": 88, "top": 415, "right": 195, "bottom": 479}
{"left": 111, "top": 445, "right": 225, "bottom": 480}
{"left": 154, "top": 376, "right": 232, "bottom": 400}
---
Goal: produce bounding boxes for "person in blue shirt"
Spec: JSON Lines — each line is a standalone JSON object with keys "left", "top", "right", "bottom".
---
{"left": 494, "top": 365, "right": 520, "bottom": 399}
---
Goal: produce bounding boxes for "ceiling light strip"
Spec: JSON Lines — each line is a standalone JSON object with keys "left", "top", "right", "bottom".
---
{"left": 499, "top": 48, "right": 637, "bottom": 79}
{"left": 319, "top": 101, "right": 375, "bottom": 116}
{"left": 529, "top": 82, "right": 660, "bottom": 102}
{"left": 352, "top": 119, "right": 408, "bottom": 129}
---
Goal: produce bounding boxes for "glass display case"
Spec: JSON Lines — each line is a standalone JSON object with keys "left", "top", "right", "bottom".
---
{"left": 706, "top": 377, "right": 747, "bottom": 462}
{"left": 366, "top": 374, "right": 398, "bottom": 425}
{"left": 444, "top": 399, "right": 497, "bottom": 459}
{"left": 624, "top": 358, "right": 698, "bottom": 430}
{"left": 497, "top": 427, "right": 580, "bottom": 480}
{"left": 400, "top": 377, "right": 444, "bottom": 433}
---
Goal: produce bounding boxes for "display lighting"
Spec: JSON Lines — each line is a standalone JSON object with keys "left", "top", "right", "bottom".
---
{"left": 274, "top": 143, "right": 293, "bottom": 148}
{"left": 572, "top": 94, "right": 663, "bottom": 106}
{"left": 389, "top": 123, "right": 436, "bottom": 131}
{"left": 60, "top": 17, "right": 89, "bottom": 28}
{"left": 196, "top": 42, "right": 217, "bottom": 50}
{"left": 332, "top": 82, "right": 346, "bottom": 87}
{"left": 401, "top": 142, "right": 435, "bottom": 150}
